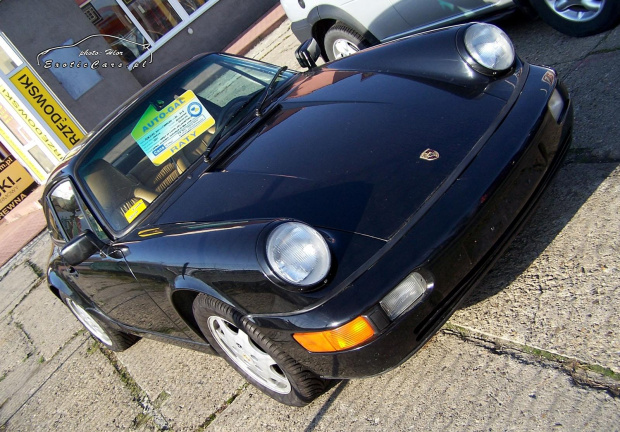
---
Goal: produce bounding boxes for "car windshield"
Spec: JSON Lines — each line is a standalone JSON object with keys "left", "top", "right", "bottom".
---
{"left": 76, "top": 54, "right": 295, "bottom": 232}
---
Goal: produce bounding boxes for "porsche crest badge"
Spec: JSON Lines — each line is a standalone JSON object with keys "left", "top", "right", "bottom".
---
{"left": 420, "top": 148, "right": 440, "bottom": 161}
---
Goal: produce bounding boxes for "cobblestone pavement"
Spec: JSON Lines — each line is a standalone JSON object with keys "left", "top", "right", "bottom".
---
{"left": 0, "top": 15, "right": 618, "bottom": 431}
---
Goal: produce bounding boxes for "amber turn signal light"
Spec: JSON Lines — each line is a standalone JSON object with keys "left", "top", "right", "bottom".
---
{"left": 293, "top": 316, "right": 375, "bottom": 353}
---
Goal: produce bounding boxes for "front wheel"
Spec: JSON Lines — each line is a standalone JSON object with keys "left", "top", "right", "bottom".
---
{"left": 530, "top": 0, "right": 620, "bottom": 37}
{"left": 61, "top": 293, "right": 139, "bottom": 351}
{"left": 323, "top": 23, "right": 371, "bottom": 61}
{"left": 193, "top": 295, "right": 328, "bottom": 406}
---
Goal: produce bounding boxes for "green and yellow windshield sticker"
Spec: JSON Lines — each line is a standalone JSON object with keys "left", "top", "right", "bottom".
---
{"left": 131, "top": 90, "right": 215, "bottom": 166}
{"left": 124, "top": 199, "right": 147, "bottom": 223}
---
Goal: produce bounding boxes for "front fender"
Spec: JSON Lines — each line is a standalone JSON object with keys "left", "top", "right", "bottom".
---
{"left": 126, "top": 218, "right": 385, "bottom": 315}
{"left": 328, "top": 24, "right": 512, "bottom": 91}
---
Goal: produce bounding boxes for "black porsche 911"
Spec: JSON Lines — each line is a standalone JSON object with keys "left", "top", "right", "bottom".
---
{"left": 43, "top": 23, "right": 573, "bottom": 406}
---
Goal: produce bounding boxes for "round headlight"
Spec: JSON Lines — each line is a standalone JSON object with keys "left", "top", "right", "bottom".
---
{"left": 464, "top": 23, "right": 515, "bottom": 72}
{"left": 266, "top": 222, "right": 331, "bottom": 287}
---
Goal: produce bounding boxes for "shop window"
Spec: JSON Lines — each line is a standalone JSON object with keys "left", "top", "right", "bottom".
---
{"left": 0, "top": 34, "right": 22, "bottom": 75}
{"left": 178, "top": 0, "right": 208, "bottom": 15}
{"left": 78, "top": 0, "right": 150, "bottom": 63}
{"left": 28, "top": 146, "right": 56, "bottom": 174}
{"left": 76, "top": 0, "right": 215, "bottom": 65}
{"left": 124, "top": 0, "right": 181, "bottom": 42}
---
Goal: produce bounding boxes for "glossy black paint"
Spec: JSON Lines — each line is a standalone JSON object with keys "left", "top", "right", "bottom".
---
{"left": 43, "top": 24, "right": 573, "bottom": 380}
{"left": 252, "top": 68, "right": 573, "bottom": 377}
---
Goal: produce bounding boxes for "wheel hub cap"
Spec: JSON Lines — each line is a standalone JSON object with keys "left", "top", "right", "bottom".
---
{"left": 333, "top": 39, "right": 360, "bottom": 58}
{"left": 208, "top": 316, "right": 292, "bottom": 394}
{"left": 545, "top": 0, "right": 604, "bottom": 22}
{"left": 66, "top": 299, "right": 112, "bottom": 345}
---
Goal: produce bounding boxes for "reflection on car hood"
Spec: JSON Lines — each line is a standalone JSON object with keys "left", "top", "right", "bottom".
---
{"left": 157, "top": 69, "right": 506, "bottom": 240}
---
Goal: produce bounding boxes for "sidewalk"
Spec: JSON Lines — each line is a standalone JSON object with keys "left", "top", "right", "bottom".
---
{"left": 0, "top": 4, "right": 287, "bottom": 270}
{"left": 0, "top": 187, "right": 46, "bottom": 268}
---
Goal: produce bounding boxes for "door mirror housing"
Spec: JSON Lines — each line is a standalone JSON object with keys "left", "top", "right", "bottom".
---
{"left": 61, "top": 230, "right": 107, "bottom": 266}
{"left": 296, "top": 38, "right": 321, "bottom": 69}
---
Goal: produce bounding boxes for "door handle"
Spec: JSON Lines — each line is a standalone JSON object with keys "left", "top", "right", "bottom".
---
{"left": 107, "top": 245, "right": 130, "bottom": 259}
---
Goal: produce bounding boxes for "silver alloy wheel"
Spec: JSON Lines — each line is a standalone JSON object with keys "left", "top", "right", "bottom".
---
{"left": 544, "top": 0, "right": 604, "bottom": 22}
{"left": 66, "top": 298, "right": 112, "bottom": 345}
{"left": 207, "top": 316, "right": 291, "bottom": 394}
{"left": 332, "top": 38, "right": 360, "bottom": 58}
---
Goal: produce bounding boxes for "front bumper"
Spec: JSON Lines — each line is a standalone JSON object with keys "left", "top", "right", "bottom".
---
{"left": 251, "top": 65, "right": 573, "bottom": 379}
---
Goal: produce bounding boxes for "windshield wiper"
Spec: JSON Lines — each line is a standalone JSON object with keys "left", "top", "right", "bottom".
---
{"left": 255, "top": 66, "right": 287, "bottom": 117}
{"left": 203, "top": 67, "right": 288, "bottom": 161}
{"left": 203, "top": 92, "right": 263, "bottom": 161}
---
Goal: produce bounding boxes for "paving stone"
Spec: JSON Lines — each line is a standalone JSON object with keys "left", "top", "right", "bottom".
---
{"left": 11, "top": 282, "right": 82, "bottom": 361}
{"left": 23, "top": 235, "right": 53, "bottom": 281}
{"left": 451, "top": 164, "right": 620, "bottom": 371}
{"left": 596, "top": 23, "right": 620, "bottom": 52}
{"left": 246, "top": 20, "right": 304, "bottom": 70}
{"left": 0, "top": 333, "right": 84, "bottom": 426}
{"left": 2, "top": 335, "right": 143, "bottom": 431}
{"left": 209, "top": 332, "right": 619, "bottom": 431}
{"left": 116, "top": 338, "right": 246, "bottom": 431}
{"left": 503, "top": 16, "right": 607, "bottom": 67}
{"left": 562, "top": 50, "right": 620, "bottom": 161}
{"left": 0, "top": 315, "right": 35, "bottom": 379}
{"left": 0, "top": 264, "right": 37, "bottom": 317}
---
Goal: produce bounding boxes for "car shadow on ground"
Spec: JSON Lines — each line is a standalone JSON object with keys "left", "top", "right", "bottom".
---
{"left": 459, "top": 159, "right": 619, "bottom": 309}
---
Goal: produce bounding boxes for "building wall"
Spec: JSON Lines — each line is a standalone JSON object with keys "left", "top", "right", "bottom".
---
{"left": 130, "top": 0, "right": 279, "bottom": 85}
{"left": 0, "top": 0, "right": 277, "bottom": 131}
{"left": 0, "top": 0, "right": 143, "bottom": 132}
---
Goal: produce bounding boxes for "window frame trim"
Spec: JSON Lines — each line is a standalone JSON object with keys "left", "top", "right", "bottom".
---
{"left": 46, "top": 177, "right": 108, "bottom": 244}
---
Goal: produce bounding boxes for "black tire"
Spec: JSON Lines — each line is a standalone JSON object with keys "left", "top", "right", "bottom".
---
{"left": 512, "top": 0, "right": 538, "bottom": 17}
{"left": 61, "top": 292, "right": 139, "bottom": 352}
{"left": 529, "top": 0, "right": 620, "bottom": 37}
{"left": 323, "top": 23, "right": 371, "bottom": 61}
{"left": 193, "top": 294, "right": 328, "bottom": 406}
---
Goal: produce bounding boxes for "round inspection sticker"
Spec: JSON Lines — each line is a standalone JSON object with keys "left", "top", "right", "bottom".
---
{"left": 187, "top": 102, "right": 202, "bottom": 117}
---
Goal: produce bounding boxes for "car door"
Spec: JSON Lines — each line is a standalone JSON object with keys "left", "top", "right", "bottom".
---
{"left": 337, "top": 0, "right": 411, "bottom": 40}
{"left": 47, "top": 179, "right": 189, "bottom": 338}
{"left": 388, "top": 0, "right": 510, "bottom": 36}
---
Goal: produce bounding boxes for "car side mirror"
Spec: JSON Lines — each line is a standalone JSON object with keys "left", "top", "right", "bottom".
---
{"left": 295, "top": 38, "right": 321, "bottom": 69}
{"left": 61, "top": 229, "right": 106, "bottom": 266}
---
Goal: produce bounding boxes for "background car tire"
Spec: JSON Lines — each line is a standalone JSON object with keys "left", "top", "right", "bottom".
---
{"left": 529, "top": 0, "right": 620, "bottom": 37}
{"left": 323, "top": 23, "right": 371, "bottom": 61}
{"left": 512, "top": 0, "right": 538, "bottom": 17}
{"left": 193, "top": 294, "right": 328, "bottom": 406}
{"left": 61, "top": 293, "right": 139, "bottom": 352}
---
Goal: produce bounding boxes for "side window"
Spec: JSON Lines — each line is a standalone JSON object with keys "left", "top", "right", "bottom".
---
{"left": 45, "top": 204, "right": 64, "bottom": 242}
{"left": 48, "top": 180, "right": 107, "bottom": 243}
{"left": 48, "top": 181, "right": 87, "bottom": 242}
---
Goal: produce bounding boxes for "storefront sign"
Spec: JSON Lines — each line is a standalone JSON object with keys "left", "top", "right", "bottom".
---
{"left": 0, "top": 125, "right": 44, "bottom": 182}
{"left": 0, "top": 155, "right": 36, "bottom": 220}
{"left": 0, "top": 85, "right": 64, "bottom": 161}
{"left": 10, "top": 67, "right": 84, "bottom": 149}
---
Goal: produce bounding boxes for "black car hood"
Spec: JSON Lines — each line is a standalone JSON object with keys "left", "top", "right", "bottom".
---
{"left": 157, "top": 69, "right": 506, "bottom": 240}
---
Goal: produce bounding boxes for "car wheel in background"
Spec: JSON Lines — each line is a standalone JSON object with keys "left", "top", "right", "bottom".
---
{"left": 530, "top": 0, "right": 620, "bottom": 36}
{"left": 61, "top": 293, "right": 139, "bottom": 351}
{"left": 323, "top": 22, "right": 371, "bottom": 61}
{"left": 193, "top": 294, "right": 328, "bottom": 406}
